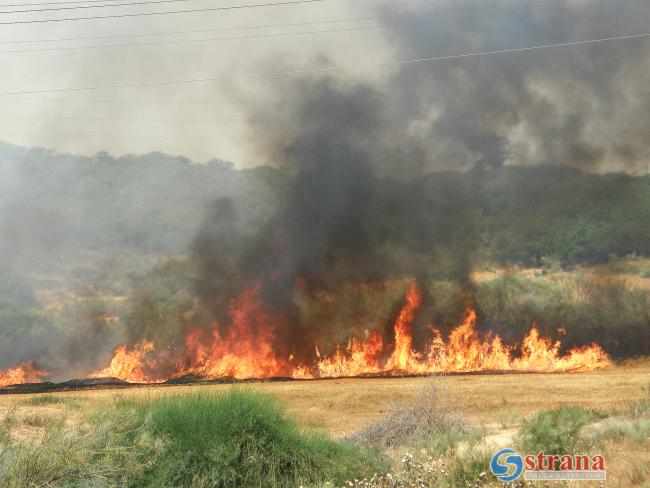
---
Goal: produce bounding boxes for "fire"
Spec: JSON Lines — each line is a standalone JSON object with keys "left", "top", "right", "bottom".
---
{"left": 78, "top": 281, "right": 610, "bottom": 383}
{"left": 385, "top": 283, "right": 422, "bottom": 370}
{"left": 89, "top": 340, "right": 165, "bottom": 383}
{"left": 0, "top": 361, "right": 49, "bottom": 387}
{"left": 181, "top": 285, "right": 292, "bottom": 379}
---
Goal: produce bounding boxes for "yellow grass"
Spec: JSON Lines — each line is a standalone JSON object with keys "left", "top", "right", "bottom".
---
{"left": 2, "top": 360, "right": 649, "bottom": 437}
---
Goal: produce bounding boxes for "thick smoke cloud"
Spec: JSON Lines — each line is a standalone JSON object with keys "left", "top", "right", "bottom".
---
{"left": 373, "top": 0, "right": 650, "bottom": 172}
{"left": 193, "top": 76, "right": 477, "bottom": 360}
{"left": 4, "top": 0, "right": 650, "bottom": 376}
{"left": 192, "top": 0, "right": 650, "bottom": 357}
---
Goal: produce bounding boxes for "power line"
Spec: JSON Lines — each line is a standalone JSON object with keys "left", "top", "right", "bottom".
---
{"left": 1, "top": 31, "right": 649, "bottom": 96}
{"left": 0, "top": 15, "right": 380, "bottom": 44}
{"left": 0, "top": 133, "right": 241, "bottom": 140}
{"left": 0, "top": 153, "right": 210, "bottom": 157}
{"left": 0, "top": 0, "right": 199, "bottom": 14}
{"left": 0, "top": 0, "right": 325, "bottom": 24}
{"left": 0, "top": 0, "right": 199, "bottom": 7}
{"left": 0, "top": 24, "right": 381, "bottom": 54}
{"left": 0, "top": 97, "right": 238, "bottom": 104}
{"left": 0, "top": 114, "right": 245, "bottom": 121}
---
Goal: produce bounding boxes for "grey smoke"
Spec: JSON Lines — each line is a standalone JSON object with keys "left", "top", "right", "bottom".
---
{"left": 371, "top": 0, "right": 650, "bottom": 172}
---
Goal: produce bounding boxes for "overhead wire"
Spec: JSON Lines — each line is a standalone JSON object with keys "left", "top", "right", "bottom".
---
{"left": 0, "top": 15, "right": 381, "bottom": 44}
{"left": 0, "top": 24, "right": 382, "bottom": 54}
{"left": 1, "top": 31, "right": 649, "bottom": 96}
{"left": 0, "top": 0, "right": 326, "bottom": 24}
{"left": 0, "top": 0, "right": 210, "bottom": 14}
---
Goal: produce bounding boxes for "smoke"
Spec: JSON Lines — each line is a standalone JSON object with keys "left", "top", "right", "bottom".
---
{"left": 190, "top": 0, "right": 650, "bottom": 357}
{"left": 191, "top": 75, "right": 477, "bottom": 360}
{"left": 373, "top": 0, "right": 650, "bottom": 172}
{"left": 3, "top": 0, "right": 650, "bottom": 376}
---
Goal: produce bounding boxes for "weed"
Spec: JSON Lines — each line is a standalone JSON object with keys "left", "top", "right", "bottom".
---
{"left": 517, "top": 407, "right": 596, "bottom": 454}
{"left": 22, "top": 395, "right": 62, "bottom": 407}
{"left": 123, "top": 388, "right": 384, "bottom": 487}
{"left": 350, "top": 380, "right": 464, "bottom": 448}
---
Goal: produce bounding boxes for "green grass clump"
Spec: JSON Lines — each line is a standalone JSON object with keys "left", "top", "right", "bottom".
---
{"left": 517, "top": 407, "right": 595, "bottom": 454}
{"left": 592, "top": 418, "right": 650, "bottom": 444}
{"left": 0, "top": 409, "right": 162, "bottom": 488}
{"left": 126, "top": 389, "right": 384, "bottom": 487}
{"left": 20, "top": 412, "right": 52, "bottom": 428}
{"left": 22, "top": 395, "right": 62, "bottom": 406}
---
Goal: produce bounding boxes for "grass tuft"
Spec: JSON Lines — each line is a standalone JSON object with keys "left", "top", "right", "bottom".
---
{"left": 124, "top": 388, "right": 385, "bottom": 487}
{"left": 22, "top": 395, "right": 62, "bottom": 407}
{"left": 517, "top": 406, "right": 595, "bottom": 454}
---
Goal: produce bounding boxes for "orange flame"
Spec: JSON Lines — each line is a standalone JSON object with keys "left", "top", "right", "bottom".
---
{"left": 180, "top": 284, "right": 292, "bottom": 379}
{"left": 89, "top": 340, "right": 166, "bottom": 383}
{"left": 0, "top": 361, "right": 49, "bottom": 387}
{"left": 385, "top": 283, "right": 422, "bottom": 371}
{"left": 83, "top": 281, "right": 610, "bottom": 383}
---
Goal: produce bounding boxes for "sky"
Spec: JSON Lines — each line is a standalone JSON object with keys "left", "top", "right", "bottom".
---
{"left": 1, "top": 0, "right": 650, "bottom": 171}
{"left": 0, "top": 0, "right": 390, "bottom": 165}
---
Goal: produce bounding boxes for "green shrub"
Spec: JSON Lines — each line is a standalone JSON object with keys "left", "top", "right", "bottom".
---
{"left": 125, "top": 389, "right": 385, "bottom": 487}
{"left": 517, "top": 407, "right": 595, "bottom": 455}
{"left": 474, "top": 273, "right": 650, "bottom": 357}
{"left": 0, "top": 408, "right": 162, "bottom": 488}
{"left": 591, "top": 418, "right": 650, "bottom": 444}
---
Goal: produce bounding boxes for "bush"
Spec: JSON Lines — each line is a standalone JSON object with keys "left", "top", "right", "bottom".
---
{"left": 517, "top": 407, "right": 595, "bottom": 455}
{"left": 474, "top": 273, "right": 650, "bottom": 357}
{"left": 588, "top": 418, "right": 650, "bottom": 444}
{"left": 125, "top": 389, "right": 385, "bottom": 487}
{"left": 350, "top": 380, "right": 465, "bottom": 451}
{"left": 0, "top": 408, "right": 162, "bottom": 488}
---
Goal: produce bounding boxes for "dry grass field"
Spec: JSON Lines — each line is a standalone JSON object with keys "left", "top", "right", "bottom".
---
{"left": 2, "top": 360, "right": 649, "bottom": 436}
{"left": 1, "top": 360, "right": 649, "bottom": 486}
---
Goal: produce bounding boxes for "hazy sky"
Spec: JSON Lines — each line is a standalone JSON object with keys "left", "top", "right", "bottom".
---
{"left": 1, "top": 0, "right": 650, "bottom": 171}
{"left": 0, "top": 0, "right": 390, "bottom": 165}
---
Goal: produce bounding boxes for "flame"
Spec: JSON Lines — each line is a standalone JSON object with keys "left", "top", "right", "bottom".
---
{"left": 180, "top": 285, "right": 292, "bottom": 379}
{"left": 385, "top": 283, "right": 422, "bottom": 371}
{"left": 0, "top": 361, "right": 49, "bottom": 387}
{"left": 76, "top": 281, "right": 611, "bottom": 384}
{"left": 89, "top": 340, "right": 165, "bottom": 383}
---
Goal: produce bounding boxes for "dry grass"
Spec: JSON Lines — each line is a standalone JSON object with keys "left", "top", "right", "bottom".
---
{"left": 1, "top": 362, "right": 649, "bottom": 437}
{"left": 1, "top": 364, "right": 649, "bottom": 487}
{"left": 349, "top": 380, "right": 465, "bottom": 448}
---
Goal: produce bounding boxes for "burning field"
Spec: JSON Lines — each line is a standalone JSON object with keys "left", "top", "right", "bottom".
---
{"left": 0, "top": 281, "right": 610, "bottom": 391}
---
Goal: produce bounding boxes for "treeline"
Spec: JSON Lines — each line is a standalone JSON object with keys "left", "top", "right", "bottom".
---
{"left": 2, "top": 143, "right": 650, "bottom": 268}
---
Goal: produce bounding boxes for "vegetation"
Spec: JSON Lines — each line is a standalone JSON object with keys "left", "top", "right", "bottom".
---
{"left": 0, "top": 389, "right": 383, "bottom": 488}
{"left": 2, "top": 378, "right": 650, "bottom": 487}
{"left": 4, "top": 150, "right": 650, "bottom": 268}
{"left": 351, "top": 381, "right": 465, "bottom": 451}
{"left": 124, "top": 389, "right": 384, "bottom": 487}
{"left": 472, "top": 272, "right": 650, "bottom": 357}
{"left": 517, "top": 406, "right": 596, "bottom": 454}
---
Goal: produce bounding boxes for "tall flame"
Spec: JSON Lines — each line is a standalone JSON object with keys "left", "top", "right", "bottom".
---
{"left": 181, "top": 285, "right": 292, "bottom": 379}
{"left": 82, "top": 281, "right": 610, "bottom": 383}
{"left": 0, "top": 361, "right": 49, "bottom": 387}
